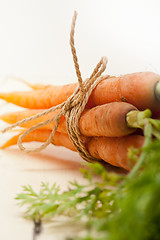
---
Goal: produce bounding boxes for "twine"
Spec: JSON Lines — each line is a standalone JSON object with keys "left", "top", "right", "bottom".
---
{"left": 2, "top": 11, "right": 108, "bottom": 162}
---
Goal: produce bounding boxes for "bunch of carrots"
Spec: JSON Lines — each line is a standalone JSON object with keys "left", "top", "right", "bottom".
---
{"left": 0, "top": 71, "right": 160, "bottom": 171}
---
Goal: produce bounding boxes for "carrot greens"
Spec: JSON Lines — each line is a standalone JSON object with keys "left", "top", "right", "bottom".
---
{"left": 16, "top": 121, "right": 160, "bottom": 239}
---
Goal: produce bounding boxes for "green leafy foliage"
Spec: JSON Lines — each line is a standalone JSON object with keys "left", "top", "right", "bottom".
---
{"left": 16, "top": 121, "right": 160, "bottom": 240}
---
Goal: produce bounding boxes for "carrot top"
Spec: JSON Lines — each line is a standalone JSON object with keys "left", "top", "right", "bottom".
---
{"left": 15, "top": 126, "right": 160, "bottom": 240}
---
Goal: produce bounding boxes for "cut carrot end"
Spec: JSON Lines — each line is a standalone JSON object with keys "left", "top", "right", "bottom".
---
{"left": 126, "top": 109, "right": 152, "bottom": 129}
{"left": 155, "top": 81, "right": 160, "bottom": 101}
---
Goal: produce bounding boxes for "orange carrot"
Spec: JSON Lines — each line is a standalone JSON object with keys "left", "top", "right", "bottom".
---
{"left": 0, "top": 83, "right": 77, "bottom": 109}
{"left": 1, "top": 129, "right": 144, "bottom": 170}
{"left": 87, "top": 135, "right": 144, "bottom": 170}
{"left": 0, "top": 72, "right": 160, "bottom": 111}
{"left": 87, "top": 72, "right": 160, "bottom": 111}
{"left": 0, "top": 108, "right": 66, "bottom": 133}
{"left": 1, "top": 130, "right": 76, "bottom": 152}
{"left": 79, "top": 102, "right": 137, "bottom": 137}
{"left": 0, "top": 102, "right": 138, "bottom": 137}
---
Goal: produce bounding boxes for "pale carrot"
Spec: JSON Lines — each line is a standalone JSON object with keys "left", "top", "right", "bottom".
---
{"left": 0, "top": 102, "right": 138, "bottom": 137}
{"left": 0, "top": 129, "right": 144, "bottom": 170}
{"left": 16, "top": 78, "right": 48, "bottom": 90}
{"left": 0, "top": 72, "right": 160, "bottom": 111}
{"left": 22, "top": 82, "right": 49, "bottom": 90}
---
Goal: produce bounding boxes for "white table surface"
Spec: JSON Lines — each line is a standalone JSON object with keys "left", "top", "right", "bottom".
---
{"left": 0, "top": 78, "right": 88, "bottom": 240}
{"left": 0, "top": 145, "right": 85, "bottom": 240}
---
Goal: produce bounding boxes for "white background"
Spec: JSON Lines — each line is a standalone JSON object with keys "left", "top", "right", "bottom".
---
{"left": 0, "top": 0, "right": 160, "bottom": 85}
{"left": 0, "top": 1, "right": 160, "bottom": 239}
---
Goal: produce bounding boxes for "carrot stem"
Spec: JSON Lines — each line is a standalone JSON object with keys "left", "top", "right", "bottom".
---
{"left": 126, "top": 109, "right": 152, "bottom": 129}
{"left": 152, "top": 127, "right": 160, "bottom": 140}
{"left": 149, "top": 118, "right": 160, "bottom": 131}
{"left": 128, "top": 122, "right": 152, "bottom": 179}
{"left": 127, "top": 109, "right": 160, "bottom": 140}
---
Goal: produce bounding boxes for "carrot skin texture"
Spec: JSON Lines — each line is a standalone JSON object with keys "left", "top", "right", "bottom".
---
{"left": 88, "top": 135, "right": 144, "bottom": 170}
{"left": 79, "top": 102, "right": 137, "bottom": 137}
{"left": 0, "top": 102, "right": 137, "bottom": 137}
{"left": 1, "top": 130, "right": 76, "bottom": 152}
{"left": 88, "top": 72, "right": 160, "bottom": 111}
{"left": 0, "top": 83, "right": 77, "bottom": 109}
{"left": 1, "top": 129, "right": 144, "bottom": 170}
{"left": 0, "top": 72, "right": 159, "bottom": 111}
{"left": 0, "top": 109, "right": 66, "bottom": 133}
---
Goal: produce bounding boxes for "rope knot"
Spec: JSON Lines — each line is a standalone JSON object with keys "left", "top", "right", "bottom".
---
{"left": 2, "top": 11, "right": 108, "bottom": 162}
